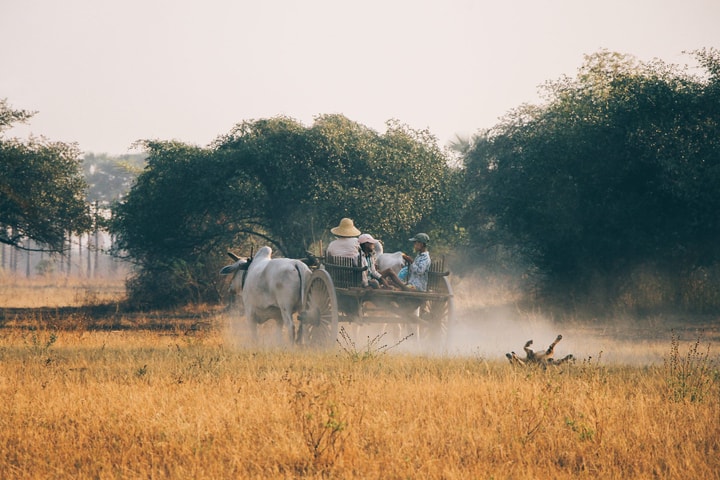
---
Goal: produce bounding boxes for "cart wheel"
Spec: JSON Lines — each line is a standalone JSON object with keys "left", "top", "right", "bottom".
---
{"left": 420, "top": 277, "right": 455, "bottom": 349}
{"left": 298, "top": 269, "right": 339, "bottom": 348}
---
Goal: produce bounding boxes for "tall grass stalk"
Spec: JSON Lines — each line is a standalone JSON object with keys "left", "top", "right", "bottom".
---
{"left": 336, "top": 326, "right": 413, "bottom": 361}
{"left": 664, "top": 330, "right": 717, "bottom": 402}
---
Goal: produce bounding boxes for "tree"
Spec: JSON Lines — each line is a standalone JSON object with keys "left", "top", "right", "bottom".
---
{"left": 112, "top": 115, "right": 454, "bottom": 307}
{"left": 214, "top": 115, "right": 452, "bottom": 254}
{"left": 463, "top": 49, "right": 720, "bottom": 305}
{"left": 301, "top": 115, "right": 450, "bottom": 252}
{"left": 0, "top": 99, "right": 91, "bottom": 252}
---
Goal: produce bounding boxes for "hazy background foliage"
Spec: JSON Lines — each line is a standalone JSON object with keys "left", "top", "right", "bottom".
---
{"left": 1, "top": 99, "right": 91, "bottom": 252}
{"left": 3, "top": 48, "right": 720, "bottom": 313}
{"left": 462, "top": 49, "right": 720, "bottom": 313}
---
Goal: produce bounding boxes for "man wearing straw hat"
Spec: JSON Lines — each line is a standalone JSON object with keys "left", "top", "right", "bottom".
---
{"left": 326, "top": 218, "right": 361, "bottom": 265}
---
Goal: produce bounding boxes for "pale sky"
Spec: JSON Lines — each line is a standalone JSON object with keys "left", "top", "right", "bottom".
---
{"left": 2, "top": 0, "right": 719, "bottom": 155}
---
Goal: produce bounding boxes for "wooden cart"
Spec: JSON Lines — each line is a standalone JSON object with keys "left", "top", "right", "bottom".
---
{"left": 297, "top": 255, "right": 454, "bottom": 348}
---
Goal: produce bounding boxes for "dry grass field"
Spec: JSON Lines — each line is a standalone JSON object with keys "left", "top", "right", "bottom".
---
{"left": 0, "top": 275, "right": 718, "bottom": 479}
{"left": 0, "top": 276, "right": 126, "bottom": 308}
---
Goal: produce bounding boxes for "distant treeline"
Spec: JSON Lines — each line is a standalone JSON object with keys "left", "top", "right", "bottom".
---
{"left": 3, "top": 49, "right": 720, "bottom": 313}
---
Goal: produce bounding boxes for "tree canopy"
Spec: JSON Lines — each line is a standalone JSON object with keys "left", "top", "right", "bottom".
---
{"left": 111, "top": 115, "right": 457, "bottom": 306}
{"left": 463, "top": 49, "right": 720, "bottom": 304}
{"left": 0, "top": 99, "right": 91, "bottom": 252}
{"left": 7, "top": 48, "right": 719, "bottom": 313}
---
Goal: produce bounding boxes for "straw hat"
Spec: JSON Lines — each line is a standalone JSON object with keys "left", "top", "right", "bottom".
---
{"left": 330, "top": 218, "right": 361, "bottom": 237}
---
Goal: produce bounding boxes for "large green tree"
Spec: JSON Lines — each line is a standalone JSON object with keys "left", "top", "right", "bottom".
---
{"left": 0, "top": 99, "right": 91, "bottom": 252}
{"left": 112, "top": 115, "right": 454, "bottom": 307}
{"left": 463, "top": 49, "right": 720, "bottom": 304}
{"left": 214, "top": 115, "right": 452, "bottom": 254}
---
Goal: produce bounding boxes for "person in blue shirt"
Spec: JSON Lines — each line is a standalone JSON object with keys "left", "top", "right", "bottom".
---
{"left": 392, "top": 233, "right": 431, "bottom": 291}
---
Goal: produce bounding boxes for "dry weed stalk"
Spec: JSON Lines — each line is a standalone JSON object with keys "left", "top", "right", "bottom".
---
{"left": 283, "top": 370, "right": 360, "bottom": 473}
{"left": 664, "top": 329, "right": 717, "bottom": 402}
{"left": 336, "top": 326, "right": 413, "bottom": 361}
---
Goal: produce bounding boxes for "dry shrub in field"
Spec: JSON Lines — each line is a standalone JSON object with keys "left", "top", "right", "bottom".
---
{"left": 664, "top": 330, "right": 718, "bottom": 403}
{"left": 336, "top": 325, "right": 413, "bottom": 361}
{"left": 283, "top": 369, "right": 360, "bottom": 473}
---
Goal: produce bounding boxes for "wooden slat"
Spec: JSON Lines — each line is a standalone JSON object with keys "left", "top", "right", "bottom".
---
{"left": 427, "top": 257, "right": 449, "bottom": 293}
{"left": 324, "top": 254, "right": 450, "bottom": 293}
{"left": 324, "top": 255, "right": 365, "bottom": 289}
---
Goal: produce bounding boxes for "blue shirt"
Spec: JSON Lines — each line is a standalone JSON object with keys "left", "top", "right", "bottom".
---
{"left": 407, "top": 251, "right": 431, "bottom": 291}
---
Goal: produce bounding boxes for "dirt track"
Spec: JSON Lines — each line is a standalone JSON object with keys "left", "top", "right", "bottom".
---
{"left": 1, "top": 302, "right": 718, "bottom": 365}
{"left": 0, "top": 304, "right": 219, "bottom": 332}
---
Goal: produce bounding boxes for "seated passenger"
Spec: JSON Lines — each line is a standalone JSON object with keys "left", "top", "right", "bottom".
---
{"left": 382, "top": 233, "right": 431, "bottom": 291}
{"left": 358, "top": 233, "right": 392, "bottom": 289}
{"left": 404, "top": 233, "right": 431, "bottom": 291}
{"left": 326, "top": 218, "right": 361, "bottom": 265}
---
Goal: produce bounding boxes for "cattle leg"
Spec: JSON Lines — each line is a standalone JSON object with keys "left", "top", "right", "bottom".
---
{"left": 546, "top": 334, "right": 563, "bottom": 356}
{"left": 272, "top": 319, "right": 286, "bottom": 345}
{"left": 506, "top": 351, "right": 525, "bottom": 366}
{"left": 247, "top": 317, "right": 259, "bottom": 342}
{"left": 280, "top": 308, "right": 296, "bottom": 345}
{"left": 549, "top": 354, "right": 574, "bottom": 365}
{"left": 523, "top": 340, "right": 535, "bottom": 359}
{"left": 243, "top": 306, "right": 257, "bottom": 342}
{"left": 296, "top": 313, "right": 305, "bottom": 344}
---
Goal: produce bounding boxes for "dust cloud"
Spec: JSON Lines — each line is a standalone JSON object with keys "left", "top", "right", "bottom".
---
{"left": 221, "top": 273, "right": 718, "bottom": 366}
{"left": 443, "top": 274, "right": 718, "bottom": 365}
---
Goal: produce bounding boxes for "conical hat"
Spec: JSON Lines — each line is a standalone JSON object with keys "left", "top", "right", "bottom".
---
{"left": 330, "top": 218, "right": 361, "bottom": 237}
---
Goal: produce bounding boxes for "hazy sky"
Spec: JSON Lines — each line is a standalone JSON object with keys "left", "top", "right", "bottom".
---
{"left": 2, "top": 0, "right": 719, "bottom": 155}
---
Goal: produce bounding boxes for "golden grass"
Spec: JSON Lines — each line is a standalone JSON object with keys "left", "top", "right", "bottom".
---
{"left": 0, "top": 275, "right": 125, "bottom": 308}
{"left": 0, "top": 321, "right": 717, "bottom": 479}
{"left": 0, "top": 276, "right": 718, "bottom": 478}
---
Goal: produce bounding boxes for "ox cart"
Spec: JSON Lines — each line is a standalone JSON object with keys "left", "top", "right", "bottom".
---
{"left": 297, "top": 255, "right": 454, "bottom": 349}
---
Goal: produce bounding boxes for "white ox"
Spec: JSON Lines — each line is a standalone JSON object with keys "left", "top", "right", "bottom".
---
{"left": 220, "top": 246, "right": 311, "bottom": 344}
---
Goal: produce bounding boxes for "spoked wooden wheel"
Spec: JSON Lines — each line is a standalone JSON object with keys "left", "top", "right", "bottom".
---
{"left": 298, "top": 269, "right": 339, "bottom": 348}
{"left": 419, "top": 277, "right": 455, "bottom": 350}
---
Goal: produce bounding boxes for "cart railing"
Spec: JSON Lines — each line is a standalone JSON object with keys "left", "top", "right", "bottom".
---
{"left": 323, "top": 254, "right": 450, "bottom": 293}
{"left": 324, "top": 255, "right": 366, "bottom": 289}
{"left": 427, "top": 258, "right": 450, "bottom": 293}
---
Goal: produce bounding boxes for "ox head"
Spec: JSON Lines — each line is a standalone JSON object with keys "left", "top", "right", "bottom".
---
{"left": 300, "top": 251, "right": 321, "bottom": 269}
{"left": 220, "top": 251, "right": 253, "bottom": 293}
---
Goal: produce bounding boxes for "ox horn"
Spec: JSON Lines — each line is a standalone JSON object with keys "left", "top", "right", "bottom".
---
{"left": 227, "top": 251, "right": 241, "bottom": 261}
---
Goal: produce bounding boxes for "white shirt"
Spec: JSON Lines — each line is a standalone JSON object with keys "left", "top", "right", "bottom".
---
{"left": 326, "top": 237, "right": 360, "bottom": 265}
